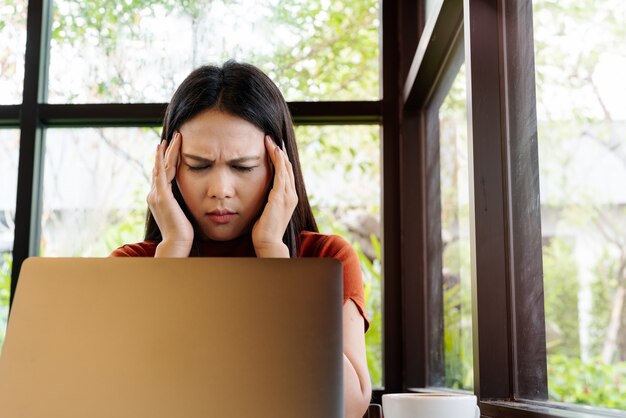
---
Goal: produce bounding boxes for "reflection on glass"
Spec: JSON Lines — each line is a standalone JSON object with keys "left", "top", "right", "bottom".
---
{"left": 41, "top": 128, "right": 158, "bottom": 257}
{"left": 48, "top": 0, "right": 380, "bottom": 103}
{"left": 439, "top": 64, "right": 472, "bottom": 390}
{"left": 296, "top": 125, "right": 382, "bottom": 388}
{"left": 0, "top": 0, "right": 28, "bottom": 104}
{"left": 0, "top": 129, "right": 20, "bottom": 353}
{"left": 534, "top": 0, "right": 626, "bottom": 409}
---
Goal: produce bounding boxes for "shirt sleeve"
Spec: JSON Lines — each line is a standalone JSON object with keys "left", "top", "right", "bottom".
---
{"left": 109, "top": 242, "right": 158, "bottom": 257}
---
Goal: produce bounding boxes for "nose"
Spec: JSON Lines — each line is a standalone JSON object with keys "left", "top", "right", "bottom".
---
{"left": 207, "top": 169, "right": 234, "bottom": 199}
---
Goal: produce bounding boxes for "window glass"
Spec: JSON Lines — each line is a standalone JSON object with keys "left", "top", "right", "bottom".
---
{"left": 439, "top": 63, "right": 473, "bottom": 390}
{"left": 48, "top": 0, "right": 380, "bottom": 103}
{"left": 41, "top": 128, "right": 156, "bottom": 257}
{"left": 0, "top": 129, "right": 20, "bottom": 353}
{"left": 534, "top": 0, "right": 626, "bottom": 409}
{"left": 296, "top": 125, "right": 382, "bottom": 387}
{"left": 0, "top": 0, "right": 28, "bottom": 104}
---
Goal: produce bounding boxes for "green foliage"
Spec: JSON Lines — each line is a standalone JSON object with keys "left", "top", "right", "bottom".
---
{"left": 267, "top": 0, "right": 380, "bottom": 100}
{"left": 49, "top": 0, "right": 379, "bottom": 102}
{"left": 543, "top": 238, "right": 580, "bottom": 356}
{"left": 590, "top": 248, "right": 620, "bottom": 359}
{"left": 355, "top": 234, "right": 382, "bottom": 388}
{"left": 0, "top": 254, "right": 12, "bottom": 350}
{"left": 548, "top": 355, "right": 626, "bottom": 410}
{"left": 97, "top": 191, "right": 148, "bottom": 256}
{"left": 0, "top": 254, "right": 10, "bottom": 307}
{"left": 0, "top": 0, "right": 27, "bottom": 102}
{"left": 443, "top": 280, "right": 473, "bottom": 390}
{"left": 442, "top": 288, "right": 474, "bottom": 388}
{"left": 0, "top": 0, "right": 27, "bottom": 29}
{"left": 52, "top": 0, "right": 158, "bottom": 46}
{"left": 439, "top": 62, "right": 473, "bottom": 390}
{"left": 295, "top": 125, "right": 379, "bottom": 230}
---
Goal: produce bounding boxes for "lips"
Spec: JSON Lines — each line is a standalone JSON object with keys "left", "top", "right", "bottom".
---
{"left": 207, "top": 209, "right": 237, "bottom": 224}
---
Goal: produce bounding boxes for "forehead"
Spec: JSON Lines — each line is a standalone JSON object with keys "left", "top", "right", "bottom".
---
{"left": 179, "top": 109, "right": 265, "bottom": 152}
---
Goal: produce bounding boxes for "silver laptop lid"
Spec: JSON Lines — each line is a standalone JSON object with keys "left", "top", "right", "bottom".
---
{"left": 0, "top": 257, "right": 343, "bottom": 418}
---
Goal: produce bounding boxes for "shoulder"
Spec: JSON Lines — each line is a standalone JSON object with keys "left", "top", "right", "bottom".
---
{"left": 298, "top": 232, "right": 361, "bottom": 284}
{"left": 298, "top": 231, "right": 356, "bottom": 260}
{"left": 109, "top": 241, "right": 159, "bottom": 257}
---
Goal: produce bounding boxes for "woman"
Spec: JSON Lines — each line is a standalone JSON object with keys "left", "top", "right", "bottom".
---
{"left": 111, "top": 61, "right": 371, "bottom": 418}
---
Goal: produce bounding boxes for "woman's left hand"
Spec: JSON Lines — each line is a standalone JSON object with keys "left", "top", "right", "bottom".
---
{"left": 252, "top": 136, "right": 298, "bottom": 258}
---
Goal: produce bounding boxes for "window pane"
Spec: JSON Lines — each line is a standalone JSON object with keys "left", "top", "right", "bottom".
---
{"left": 0, "top": 0, "right": 28, "bottom": 104}
{"left": 534, "top": 0, "right": 626, "bottom": 410}
{"left": 439, "top": 63, "right": 473, "bottom": 390}
{"left": 41, "top": 128, "right": 157, "bottom": 257}
{"left": 48, "top": 0, "right": 380, "bottom": 103}
{"left": 0, "top": 129, "right": 20, "bottom": 353}
{"left": 296, "top": 124, "right": 382, "bottom": 388}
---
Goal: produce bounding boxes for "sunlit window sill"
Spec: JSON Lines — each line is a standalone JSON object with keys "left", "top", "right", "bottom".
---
{"left": 481, "top": 400, "right": 626, "bottom": 418}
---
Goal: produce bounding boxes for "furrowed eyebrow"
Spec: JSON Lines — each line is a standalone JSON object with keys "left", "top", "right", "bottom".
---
{"left": 229, "top": 156, "right": 261, "bottom": 164}
{"left": 182, "top": 154, "right": 260, "bottom": 164}
{"left": 182, "top": 154, "right": 213, "bottom": 164}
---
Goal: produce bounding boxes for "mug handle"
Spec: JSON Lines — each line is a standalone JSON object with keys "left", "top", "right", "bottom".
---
{"left": 474, "top": 404, "right": 481, "bottom": 418}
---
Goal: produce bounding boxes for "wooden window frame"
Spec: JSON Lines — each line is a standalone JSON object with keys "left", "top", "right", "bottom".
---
{"left": 397, "top": 0, "right": 626, "bottom": 417}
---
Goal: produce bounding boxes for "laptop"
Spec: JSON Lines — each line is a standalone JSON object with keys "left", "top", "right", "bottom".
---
{"left": 0, "top": 257, "right": 344, "bottom": 418}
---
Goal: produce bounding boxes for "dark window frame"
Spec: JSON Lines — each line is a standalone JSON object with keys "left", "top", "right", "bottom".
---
{"left": 398, "top": 0, "right": 625, "bottom": 417}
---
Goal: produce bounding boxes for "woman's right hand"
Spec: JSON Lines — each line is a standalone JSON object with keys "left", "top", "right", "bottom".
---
{"left": 147, "top": 132, "right": 194, "bottom": 257}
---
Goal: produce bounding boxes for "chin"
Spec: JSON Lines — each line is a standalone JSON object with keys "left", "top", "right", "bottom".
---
{"left": 202, "top": 229, "right": 241, "bottom": 242}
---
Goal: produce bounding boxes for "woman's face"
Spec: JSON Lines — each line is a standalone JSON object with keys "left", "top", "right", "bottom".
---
{"left": 176, "top": 109, "right": 272, "bottom": 241}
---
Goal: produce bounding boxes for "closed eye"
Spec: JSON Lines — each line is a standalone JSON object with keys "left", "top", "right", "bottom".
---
{"left": 188, "top": 164, "right": 210, "bottom": 171}
{"left": 233, "top": 165, "right": 256, "bottom": 172}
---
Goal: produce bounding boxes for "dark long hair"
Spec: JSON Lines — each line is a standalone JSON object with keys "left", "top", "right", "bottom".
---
{"left": 144, "top": 60, "right": 318, "bottom": 257}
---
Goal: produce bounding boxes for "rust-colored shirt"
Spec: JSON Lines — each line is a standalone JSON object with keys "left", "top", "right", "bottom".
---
{"left": 110, "top": 231, "right": 369, "bottom": 330}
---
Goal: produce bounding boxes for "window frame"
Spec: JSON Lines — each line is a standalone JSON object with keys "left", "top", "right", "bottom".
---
{"left": 463, "top": 0, "right": 547, "bottom": 402}
{"left": 398, "top": 0, "right": 626, "bottom": 417}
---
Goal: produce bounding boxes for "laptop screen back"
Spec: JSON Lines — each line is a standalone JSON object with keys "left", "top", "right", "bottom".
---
{"left": 0, "top": 257, "right": 343, "bottom": 418}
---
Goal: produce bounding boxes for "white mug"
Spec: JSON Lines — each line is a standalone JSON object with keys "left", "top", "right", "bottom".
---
{"left": 382, "top": 393, "right": 480, "bottom": 418}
